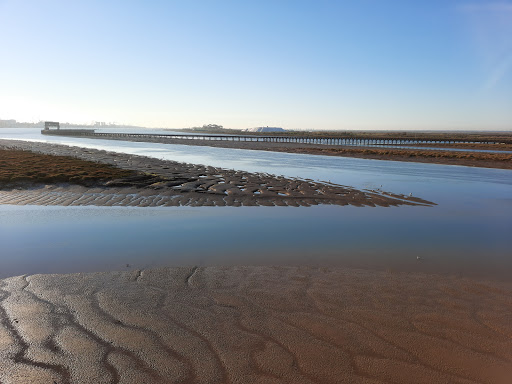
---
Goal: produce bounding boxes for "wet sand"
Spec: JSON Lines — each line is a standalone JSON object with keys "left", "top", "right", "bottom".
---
{"left": 1, "top": 266, "right": 511, "bottom": 383}
{"left": 0, "top": 140, "right": 434, "bottom": 208}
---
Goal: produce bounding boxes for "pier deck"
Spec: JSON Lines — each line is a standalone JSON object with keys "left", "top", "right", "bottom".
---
{"left": 39, "top": 130, "right": 504, "bottom": 146}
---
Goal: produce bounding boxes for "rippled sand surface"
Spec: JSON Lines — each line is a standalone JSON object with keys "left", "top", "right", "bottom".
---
{"left": 1, "top": 266, "right": 511, "bottom": 383}
{"left": 0, "top": 140, "right": 434, "bottom": 208}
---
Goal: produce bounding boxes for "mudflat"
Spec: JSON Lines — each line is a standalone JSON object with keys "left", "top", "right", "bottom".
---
{"left": 1, "top": 266, "right": 511, "bottom": 383}
{"left": 0, "top": 140, "right": 434, "bottom": 208}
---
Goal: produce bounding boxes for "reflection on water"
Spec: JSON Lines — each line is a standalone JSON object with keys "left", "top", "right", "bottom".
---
{"left": 1, "top": 203, "right": 511, "bottom": 281}
{"left": 1, "top": 128, "right": 512, "bottom": 280}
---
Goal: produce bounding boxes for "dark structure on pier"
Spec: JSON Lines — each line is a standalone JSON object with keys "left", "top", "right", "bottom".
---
{"left": 41, "top": 121, "right": 95, "bottom": 136}
{"left": 44, "top": 121, "right": 60, "bottom": 130}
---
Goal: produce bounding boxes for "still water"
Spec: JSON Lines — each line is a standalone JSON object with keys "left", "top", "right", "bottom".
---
{"left": 1, "top": 128, "right": 511, "bottom": 280}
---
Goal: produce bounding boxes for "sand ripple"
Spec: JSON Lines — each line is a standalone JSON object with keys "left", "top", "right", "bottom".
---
{"left": 0, "top": 266, "right": 511, "bottom": 383}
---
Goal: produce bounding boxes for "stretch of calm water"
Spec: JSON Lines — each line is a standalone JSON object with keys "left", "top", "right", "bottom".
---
{"left": 1, "top": 128, "right": 511, "bottom": 280}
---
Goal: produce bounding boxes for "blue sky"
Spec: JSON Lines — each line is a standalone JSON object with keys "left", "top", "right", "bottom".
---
{"left": 0, "top": 0, "right": 511, "bottom": 130}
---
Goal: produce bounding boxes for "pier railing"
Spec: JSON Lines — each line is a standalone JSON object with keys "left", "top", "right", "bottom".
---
{"left": 41, "top": 130, "right": 499, "bottom": 146}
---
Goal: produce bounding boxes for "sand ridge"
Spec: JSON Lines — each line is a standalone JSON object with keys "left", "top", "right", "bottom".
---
{"left": 0, "top": 140, "right": 434, "bottom": 208}
{"left": 0, "top": 266, "right": 511, "bottom": 383}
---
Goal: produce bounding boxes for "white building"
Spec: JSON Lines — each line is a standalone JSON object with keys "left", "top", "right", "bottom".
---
{"left": 244, "top": 127, "right": 285, "bottom": 133}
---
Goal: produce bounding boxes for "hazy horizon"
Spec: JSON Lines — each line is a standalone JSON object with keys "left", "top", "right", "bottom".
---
{"left": 1, "top": 1, "right": 511, "bottom": 131}
{"left": 2, "top": 119, "right": 512, "bottom": 133}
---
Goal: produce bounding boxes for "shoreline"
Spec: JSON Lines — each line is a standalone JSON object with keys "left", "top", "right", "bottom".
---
{"left": 0, "top": 140, "right": 435, "bottom": 208}
{"left": 1, "top": 265, "right": 511, "bottom": 383}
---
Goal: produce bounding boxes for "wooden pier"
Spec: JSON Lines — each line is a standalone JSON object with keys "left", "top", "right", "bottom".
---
{"left": 39, "top": 130, "right": 500, "bottom": 146}
{"left": 42, "top": 128, "right": 96, "bottom": 135}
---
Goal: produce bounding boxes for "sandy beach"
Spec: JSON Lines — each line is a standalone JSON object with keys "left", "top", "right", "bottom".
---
{"left": 1, "top": 266, "right": 511, "bottom": 384}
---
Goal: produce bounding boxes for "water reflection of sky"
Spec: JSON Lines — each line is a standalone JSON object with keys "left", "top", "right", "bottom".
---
{"left": 1, "top": 204, "right": 510, "bottom": 280}
{"left": 1, "top": 129, "right": 511, "bottom": 280}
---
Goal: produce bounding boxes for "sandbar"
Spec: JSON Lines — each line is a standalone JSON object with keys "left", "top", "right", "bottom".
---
{"left": 0, "top": 140, "right": 434, "bottom": 208}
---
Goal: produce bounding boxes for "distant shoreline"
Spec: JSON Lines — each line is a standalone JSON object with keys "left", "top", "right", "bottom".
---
{"left": 82, "top": 134, "right": 512, "bottom": 170}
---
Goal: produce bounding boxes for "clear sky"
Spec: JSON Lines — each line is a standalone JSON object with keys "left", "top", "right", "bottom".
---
{"left": 0, "top": 0, "right": 511, "bottom": 130}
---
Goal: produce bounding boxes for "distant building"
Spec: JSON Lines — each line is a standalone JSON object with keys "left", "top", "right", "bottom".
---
{"left": 0, "top": 119, "right": 17, "bottom": 127}
{"left": 244, "top": 127, "right": 285, "bottom": 133}
{"left": 44, "top": 121, "right": 60, "bottom": 130}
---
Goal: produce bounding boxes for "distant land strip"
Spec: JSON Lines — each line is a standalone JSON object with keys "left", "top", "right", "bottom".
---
{"left": 175, "top": 128, "right": 512, "bottom": 144}
{"left": 63, "top": 132, "right": 512, "bottom": 170}
{"left": 0, "top": 140, "right": 435, "bottom": 208}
